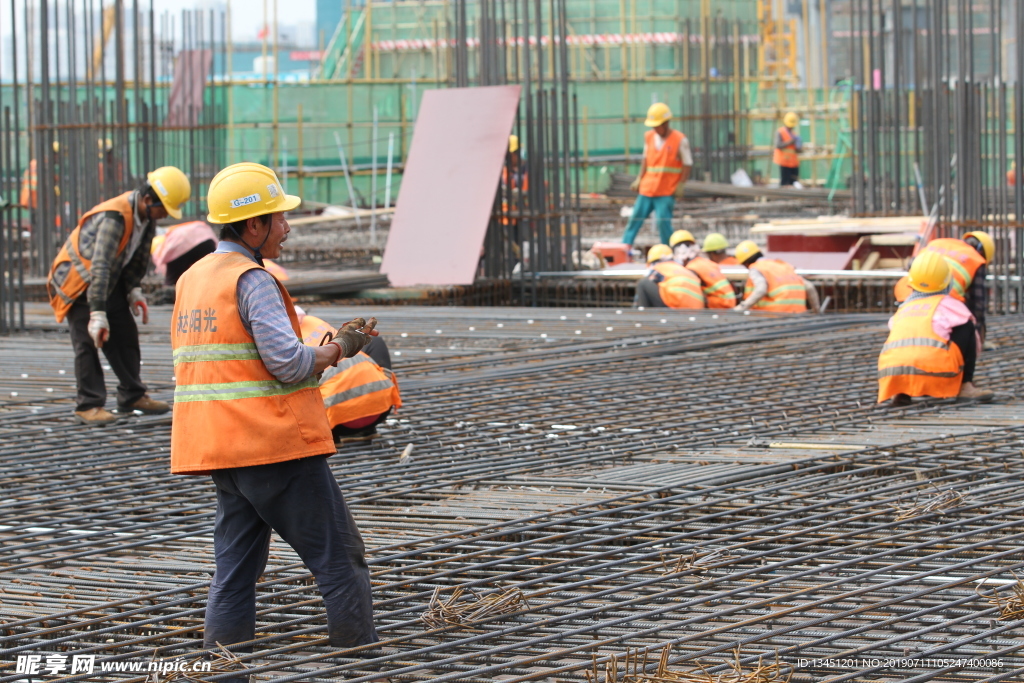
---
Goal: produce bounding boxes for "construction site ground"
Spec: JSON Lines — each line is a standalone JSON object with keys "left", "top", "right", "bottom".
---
{"left": 2, "top": 305, "right": 1023, "bottom": 682}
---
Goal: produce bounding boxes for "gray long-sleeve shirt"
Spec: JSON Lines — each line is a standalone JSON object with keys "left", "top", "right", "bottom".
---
{"left": 215, "top": 241, "right": 315, "bottom": 384}
{"left": 736, "top": 267, "right": 820, "bottom": 313}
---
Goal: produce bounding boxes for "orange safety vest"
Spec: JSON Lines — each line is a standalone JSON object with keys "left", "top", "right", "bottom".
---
{"left": 894, "top": 238, "right": 986, "bottom": 303}
{"left": 719, "top": 256, "right": 739, "bottom": 265}
{"left": 169, "top": 252, "right": 334, "bottom": 475}
{"left": 19, "top": 159, "right": 37, "bottom": 209}
{"left": 299, "top": 315, "right": 402, "bottom": 429}
{"left": 651, "top": 261, "right": 705, "bottom": 309}
{"left": 639, "top": 129, "right": 685, "bottom": 197}
{"left": 773, "top": 127, "right": 800, "bottom": 168}
{"left": 46, "top": 192, "right": 135, "bottom": 323}
{"left": 877, "top": 294, "right": 964, "bottom": 402}
{"left": 685, "top": 256, "right": 736, "bottom": 309}
{"left": 743, "top": 259, "right": 807, "bottom": 313}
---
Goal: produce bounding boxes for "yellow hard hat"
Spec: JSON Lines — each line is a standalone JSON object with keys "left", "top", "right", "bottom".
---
{"left": 908, "top": 250, "right": 952, "bottom": 294}
{"left": 702, "top": 232, "right": 729, "bottom": 253}
{"left": 645, "top": 102, "right": 672, "bottom": 127}
{"left": 646, "top": 244, "right": 673, "bottom": 263}
{"left": 669, "top": 229, "right": 695, "bottom": 247}
{"left": 150, "top": 233, "right": 166, "bottom": 255}
{"left": 52, "top": 141, "right": 60, "bottom": 153}
{"left": 206, "top": 162, "right": 300, "bottom": 225}
{"left": 783, "top": 112, "right": 799, "bottom": 128}
{"left": 962, "top": 231, "right": 994, "bottom": 263}
{"left": 146, "top": 167, "right": 191, "bottom": 219}
{"left": 509, "top": 135, "right": 519, "bottom": 153}
{"left": 734, "top": 240, "right": 762, "bottom": 266}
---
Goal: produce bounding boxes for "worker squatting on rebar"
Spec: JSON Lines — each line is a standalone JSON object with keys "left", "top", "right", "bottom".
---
{"left": 621, "top": 103, "right": 693, "bottom": 247}
{"left": 879, "top": 247, "right": 994, "bottom": 407}
{"left": 168, "top": 163, "right": 381, "bottom": 666}
{"left": 46, "top": 166, "right": 192, "bottom": 426}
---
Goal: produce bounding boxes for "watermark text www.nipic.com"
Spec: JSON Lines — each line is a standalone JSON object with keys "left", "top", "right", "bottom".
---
{"left": 15, "top": 654, "right": 213, "bottom": 676}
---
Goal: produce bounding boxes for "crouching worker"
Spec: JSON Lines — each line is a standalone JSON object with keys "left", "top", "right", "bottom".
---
{"left": 878, "top": 251, "right": 993, "bottom": 407}
{"left": 170, "top": 162, "right": 379, "bottom": 660}
{"left": 634, "top": 244, "right": 705, "bottom": 309}
{"left": 300, "top": 313, "right": 402, "bottom": 444}
{"left": 733, "top": 240, "right": 820, "bottom": 313}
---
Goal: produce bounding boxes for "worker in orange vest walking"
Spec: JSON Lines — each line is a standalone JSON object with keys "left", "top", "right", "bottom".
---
{"left": 878, "top": 250, "right": 993, "bottom": 406}
{"left": 894, "top": 231, "right": 993, "bottom": 343}
{"left": 621, "top": 103, "right": 693, "bottom": 246}
{"left": 669, "top": 230, "right": 736, "bottom": 309}
{"left": 47, "top": 166, "right": 191, "bottom": 425}
{"left": 774, "top": 112, "right": 803, "bottom": 187}
{"left": 702, "top": 233, "right": 739, "bottom": 265}
{"left": 300, "top": 313, "right": 402, "bottom": 444}
{"left": 635, "top": 244, "right": 705, "bottom": 309}
{"left": 170, "top": 162, "right": 380, "bottom": 656}
{"left": 733, "top": 240, "right": 820, "bottom": 313}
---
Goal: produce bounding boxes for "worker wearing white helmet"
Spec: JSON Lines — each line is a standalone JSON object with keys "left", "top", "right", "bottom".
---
{"left": 621, "top": 102, "right": 693, "bottom": 246}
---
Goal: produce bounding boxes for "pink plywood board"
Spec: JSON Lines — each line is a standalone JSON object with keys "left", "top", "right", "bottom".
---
{"left": 381, "top": 85, "right": 521, "bottom": 287}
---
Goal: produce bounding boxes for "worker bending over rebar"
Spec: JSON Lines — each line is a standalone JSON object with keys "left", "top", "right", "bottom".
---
{"left": 47, "top": 166, "right": 191, "bottom": 425}
{"left": 878, "top": 251, "right": 993, "bottom": 406}
{"left": 169, "top": 163, "right": 380, "bottom": 667}
{"left": 733, "top": 240, "right": 820, "bottom": 314}
{"left": 669, "top": 230, "right": 736, "bottom": 309}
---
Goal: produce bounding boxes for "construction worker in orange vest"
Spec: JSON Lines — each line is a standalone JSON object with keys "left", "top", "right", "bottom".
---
{"left": 702, "top": 233, "right": 739, "bottom": 265}
{"left": 774, "top": 112, "right": 803, "bottom": 187}
{"left": 1008, "top": 162, "right": 1016, "bottom": 187}
{"left": 733, "top": 240, "right": 820, "bottom": 313}
{"left": 47, "top": 166, "right": 190, "bottom": 425}
{"left": 894, "top": 231, "right": 994, "bottom": 343}
{"left": 878, "top": 250, "right": 993, "bottom": 407}
{"left": 299, "top": 312, "right": 402, "bottom": 444}
{"left": 635, "top": 244, "right": 705, "bottom": 309}
{"left": 669, "top": 230, "right": 736, "bottom": 309}
{"left": 621, "top": 102, "right": 693, "bottom": 246}
{"left": 170, "top": 162, "right": 380, "bottom": 655}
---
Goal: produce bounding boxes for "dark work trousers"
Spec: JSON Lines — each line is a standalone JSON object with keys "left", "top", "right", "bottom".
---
{"left": 331, "top": 336, "right": 393, "bottom": 439}
{"left": 205, "top": 455, "right": 378, "bottom": 650}
{"left": 66, "top": 281, "right": 148, "bottom": 412}
{"left": 780, "top": 165, "right": 799, "bottom": 186}
{"left": 634, "top": 278, "right": 667, "bottom": 308}
{"left": 949, "top": 321, "right": 977, "bottom": 383}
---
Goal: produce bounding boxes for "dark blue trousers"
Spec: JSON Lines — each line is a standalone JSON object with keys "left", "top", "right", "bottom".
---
{"left": 204, "top": 455, "right": 378, "bottom": 650}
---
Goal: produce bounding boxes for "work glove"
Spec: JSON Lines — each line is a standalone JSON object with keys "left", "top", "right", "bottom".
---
{"left": 630, "top": 177, "right": 641, "bottom": 192}
{"left": 128, "top": 287, "right": 149, "bottom": 325}
{"left": 332, "top": 317, "right": 379, "bottom": 359}
{"left": 673, "top": 183, "right": 686, "bottom": 199}
{"left": 88, "top": 311, "right": 110, "bottom": 349}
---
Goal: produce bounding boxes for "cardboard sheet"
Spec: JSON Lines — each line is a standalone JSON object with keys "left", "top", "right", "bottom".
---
{"left": 381, "top": 86, "right": 521, "bottom": 287}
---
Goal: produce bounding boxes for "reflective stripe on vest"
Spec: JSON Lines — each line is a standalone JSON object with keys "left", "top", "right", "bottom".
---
{"left": 917, "top": 239, "right": 985, "bottom": 302}
{"left": 686, "top": 257, "right": 736, "bottom": 308}
{"left": 652, "top": 261, "right": 705, "bottom": 309}
{"left": 300, "top": 315, "right": 336, "bottom": 346}
{"left": 639, "top": 129, "right": 685, "bottom": 197}
{"left": 744, "top": 259, "right": 806, "bottom": 312}
{"left": 46, "top": 192, "right": 135, "bottom": 323}
{"left": 877, "top": 294, "right": 964, "bottom": 402}
{"left": 169, "top": 252, "right": 334, "bottom": 475}
{"left": 773, "top": 127, "right": 800, "bottom": 168}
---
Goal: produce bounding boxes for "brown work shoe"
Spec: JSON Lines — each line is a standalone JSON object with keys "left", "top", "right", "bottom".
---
{"left": 119, "top": 395, "right": 171, "bottom": 415}
{"left": 957, "top": 382, "right": 994, "bottom": 402}
{"left": 335, "top": 426, "right": 379, "bottom": 446}
{"left": 891, "top": 393, "right": 912, "bottom": 407}
{"left": 74, "top": 407, "right": 120, "bottom": 426}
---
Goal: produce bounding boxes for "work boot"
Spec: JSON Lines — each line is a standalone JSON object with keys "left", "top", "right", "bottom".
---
{"left": 335, "top": 426, "right": 379, "bottom": 445}
{"left": 74, "top": 407, "right": 120, "bottom": 426}
{"left": 957, "top": 382, "right": 994, "bottom": 402}
{"left": 119, "top": 394, "right": 171, "bottom": 415}
{"left": 890, "top": 393, "right": 912, "bottom": 407}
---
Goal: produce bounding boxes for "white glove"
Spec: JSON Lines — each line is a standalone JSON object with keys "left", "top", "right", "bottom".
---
{"left": 88, "top": 311, "right": 110, "bottom": 348}
{"left": 128, "top": 287, "right": 149, "bottom": 324}
{"left": 630, "top": 177, "right": 641, "bottom": 192}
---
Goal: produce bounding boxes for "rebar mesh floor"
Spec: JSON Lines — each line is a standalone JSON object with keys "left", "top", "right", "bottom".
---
{"left": 2, "top": 307, "right": 1023, "bottom": 682}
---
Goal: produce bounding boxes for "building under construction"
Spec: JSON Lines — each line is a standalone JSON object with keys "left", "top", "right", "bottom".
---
{"left": 1, "top": 0, "right": 1024, "bottom": 680}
